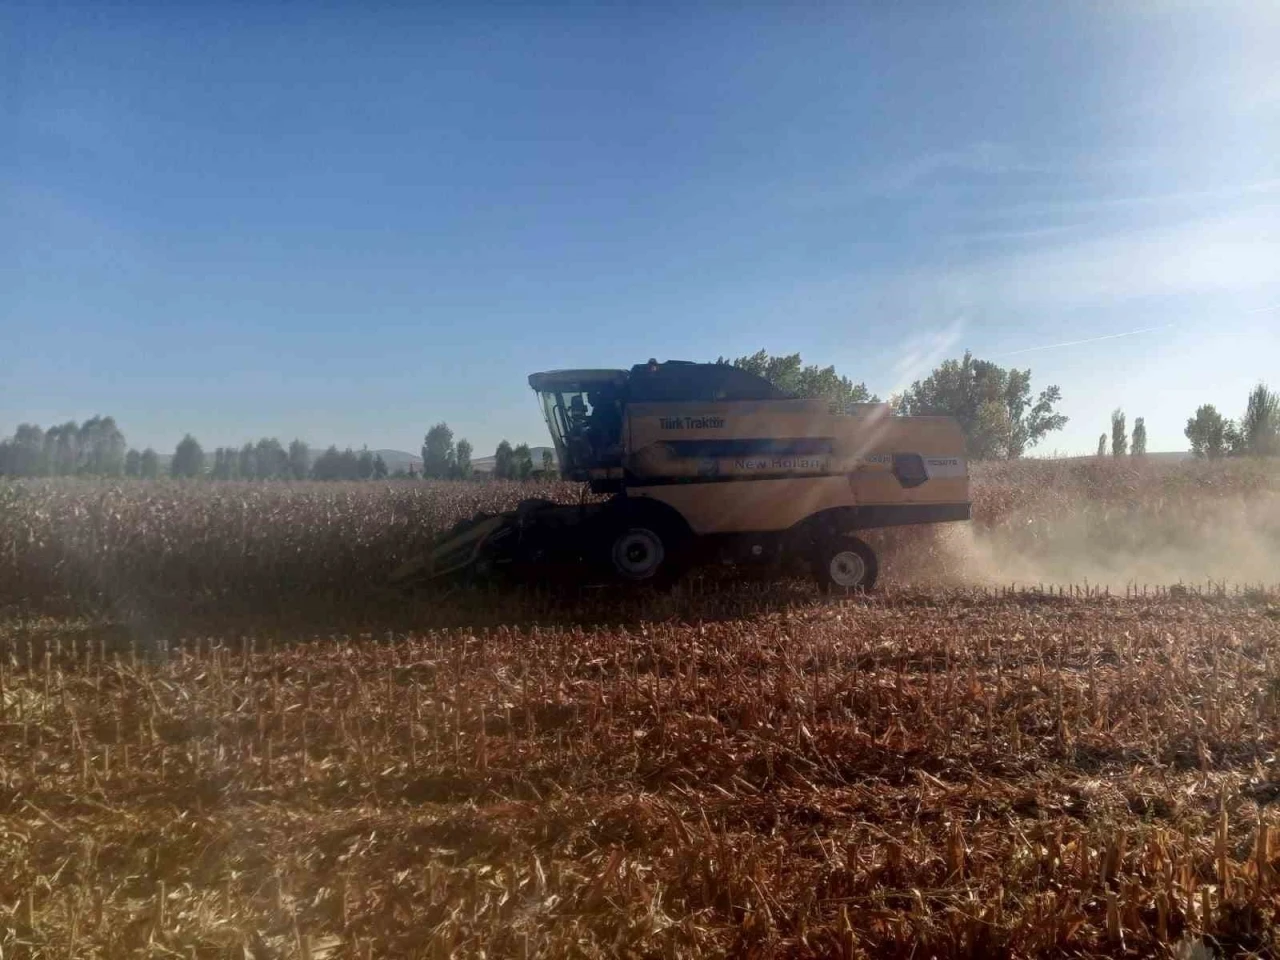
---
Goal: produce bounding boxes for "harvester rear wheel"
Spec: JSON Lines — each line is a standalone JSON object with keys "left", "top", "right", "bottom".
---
{"left": 812, "top": 534, "right": 878, "bottom": 593}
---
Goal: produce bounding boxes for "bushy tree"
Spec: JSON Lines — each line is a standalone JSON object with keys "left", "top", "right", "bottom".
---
{"left": 898, "top": 352, "right": 1067, "bottom": 459}
{"left": 139, "top": 448, "right": 159, "bottom": 479}
{"left": 541, "top": 449, "right": 556, "bottom": 475}
{"left": 454, "top": 439, "right": 473, "bottom": 479}
{"left": 1131, "top": 417, "right": 1147, "bottom": 456}
{"left": 310, "top": 446, "right": 342, "bottom": 481}
{"left": 512, "top": 443, "right": 534, "bottom": 481}
{"left": 77, "top": 416, "right": 127, "bottom": 476}
{"left": 251, "top": 438, "right": 288, "bottom": 480}
{"left": 1185, "top": 405, "right": 1229, "bottom": 459}
{"left": 288, "top": 439, "right": 310, "bottom": 480}
{"left": 719, "top": 350, "right": 878, "bottom": 409}
{"left": 1097, "top": 434, "right": 1107, "bottom": 458}
{"left": 373, "top": 454, "right": 388, "bottom": 480}
{"left": 0, "top": 424, "right": 46, "bottom": 476}
{"left": 1225, "top": 420, "right": 1246, "bottom": 457}
{"left": 124, "top": 448, "right": 142, "bottom": 477}
{"left": 238, "top": 443, "right": 256, "bottom": 480}
{"left": 210, "top": 448, "right": 232, "bottom": 480}
{"left": 1240, "top": 383, "right": 1279, "bottom": 457}
{"left": 421, "top": 422, "right": 455, "bottom": 480}
{"left": 310, "top": 446, "right": 361, "bottom": 481}
{"left": 493, "top": 440, "right": 514, "bottom": 480}
{"left": 1111, "top": 409, "right": 1127, "bottom": 457}
{"left": 357, "top": 448, "right": 375, "bottom": 480}
{"left": 0, "top": 417, "right": 132, "bottom": 477}
{"left": 171, "top": 435, "right": 204, "bottom": 478}
{"left": 44, "top": 422, "right": 81, "bottom": 476}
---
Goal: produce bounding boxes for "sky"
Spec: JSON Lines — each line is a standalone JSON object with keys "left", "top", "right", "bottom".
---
{"left": 4, "top": 2, "right": 1278, "bottom": 458}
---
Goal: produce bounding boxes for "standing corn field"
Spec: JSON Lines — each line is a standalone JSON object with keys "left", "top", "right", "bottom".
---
{"left": 2, "top": 458, "right": 1280, "bottom": 956}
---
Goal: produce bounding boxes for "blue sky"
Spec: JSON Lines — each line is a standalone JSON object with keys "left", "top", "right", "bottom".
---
{"left": 4, "top": 2, "right": 1278, "bottom": 457}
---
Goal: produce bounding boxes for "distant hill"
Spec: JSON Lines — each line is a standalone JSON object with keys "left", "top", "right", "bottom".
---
{"left": 372, "top": 449, "right": 421, "bottom": 474}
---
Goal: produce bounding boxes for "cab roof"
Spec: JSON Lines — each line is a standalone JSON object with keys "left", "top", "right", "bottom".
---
{"left": 527, "top": 369, "right": 628, "bottom": 392}
{"left": 529, "top": 360, "right": 786, "bottom": 402}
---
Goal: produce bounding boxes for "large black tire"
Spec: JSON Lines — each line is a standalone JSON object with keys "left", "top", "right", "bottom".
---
{"left": 811, "top": 534, "right": 878, "bottom": 593}
{"left": 603, "top": 511, "right": 689, "bottom": 588}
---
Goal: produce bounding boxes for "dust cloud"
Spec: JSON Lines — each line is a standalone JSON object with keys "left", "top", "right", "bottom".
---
{"left": 878, "top": 465, "right": 1280, "bottom": 591}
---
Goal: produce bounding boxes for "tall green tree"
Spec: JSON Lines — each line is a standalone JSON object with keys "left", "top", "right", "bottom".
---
{"left": 210, "top": 448, "right": 231, "bottom": 480}
{"left": 1131, "top": 417, "right": 1147, "bottom": 456}
{"left": 541, "top": 449, "right": 556, "bottom": 475}
{"left": 310, "top": 446, "right": 342, "bottom": 481}
{"left": 1096, "top": 434, "right": 1107, "bottom": 458}
{"left": 1185, "top": 405, "right": 1229, "bottom": 459}
{"left": 421, "top": 422, "right": 455, "bottom": 480}
{"left": 310, "top": 446, "right": 361, "bottom": 480}
{"left": 253, "top": 438, "right": 288, "bottom": 480}
{"left": 46, "top": 422, "right": 80, "bottom": 476}
{"left": 357, "top": 448, "right": 375, "bottom": 480}
{"left": 897, "top": 352, "right": 1067, "bottom": 459}
{"left": 454, "top": 438, "right": 473, "bottom": 479}
{"left": 493, "top": 440, "right": 514, "bottom": 480}
{"left": 237, "top": 443, "right": 256, "bottom": 480}
{"left": 288, "top": 439, "right": 310, "bottom": 480}
{"left": 718, "top": 350, "right": 878, "bottom": 409}
{"left": 1110, "top": 409, "right": 1127, "bottom": 457}
{"left": 139, "top": 448, "right": 160, "bottom": 479}
{"left": 1240, "top": 383, "right": 1279, "bottom": 456}
{"left": 373, "top": 454, "right": 388, "bottom": 480}
{"left": 4, "top": 424, "right": 46, "bottom": 476}
{"left": 512, "top": 443, "right": 535, "bottom": 481}
{"left": 171, "top": 435, "right": 204, "bottom": 478}
{"left": 124, "top": 448, "right": 142, "bottom": 477}
{"left": 78, "top": 416, "right": 127, "bottom": 476}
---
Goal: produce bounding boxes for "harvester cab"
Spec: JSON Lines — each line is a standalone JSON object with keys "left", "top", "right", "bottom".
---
{"left": 394, "top": 359, "right": 971, "bottom": 591}
{"left": 529, "top": 368, "right": 629, "bottom": 485}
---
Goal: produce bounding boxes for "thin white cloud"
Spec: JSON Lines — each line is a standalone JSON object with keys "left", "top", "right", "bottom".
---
{"left": 861, "top": 141, "right": 1053, "bottom": 197}
{"left": 983, "top": 179, "right": 1280, "bottom": 222}
{"left": 947, "top": 223, "right": 1093, "bottom": 245}
{"left": 996, "top": 323, "right": 1174, "bottom": 358}
{"left": 907, "top": 211, "right": 1280, "bottom": 309}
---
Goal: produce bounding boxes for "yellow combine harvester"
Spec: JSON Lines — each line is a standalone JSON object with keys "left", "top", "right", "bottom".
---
{"left": 402, "top": 359, "right": 970, "bottom": 590}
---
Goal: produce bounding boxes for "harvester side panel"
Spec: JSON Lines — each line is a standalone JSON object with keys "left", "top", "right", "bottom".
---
{"left": 630, "top": 476, "right": 855, "bottom": 535}
{"left": 620, "top": 400, "right": 969, "bottom": 535}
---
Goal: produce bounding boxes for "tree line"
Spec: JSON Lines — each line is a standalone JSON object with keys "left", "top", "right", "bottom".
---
{"left": 0, "top": 422, "right": 397, "bottom": 482}
{"left": 727, "top": 351, "right": 1278, "bottom": 462}
{"left": 1094, "top": 384, "right": 1277, "bottom": 461}
{"left": 0, "top": 418, "right": 557, "bottom": 483}
{"left": 0, "top": 417, "right": 134, "bottom": 478}
{"left": 419, "top": 423, "right": 554, "bottom": 481}
{"left": 3, "top": 361, "right": 1274, "bottom": 479}
{"left": 1095, "top": 410, "right": 1147, "bottom": 457}
{"left": 1183, "top": 384, "right": 1280, "bottom": 459}
{"left": 723, "top": 349, "right": 1067, "bottom": 460}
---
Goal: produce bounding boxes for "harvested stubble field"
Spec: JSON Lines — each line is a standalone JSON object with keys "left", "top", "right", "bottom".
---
{"left": 2, "top": 459, "right": 1280, "bottom": 958}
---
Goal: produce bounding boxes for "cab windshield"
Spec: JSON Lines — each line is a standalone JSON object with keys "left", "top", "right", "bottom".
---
{"left": 537, "top": 388, "right": 623, "bottom": 478}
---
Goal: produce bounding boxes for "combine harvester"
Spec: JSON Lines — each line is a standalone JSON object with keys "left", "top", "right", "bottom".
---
{"left": 397, "top": 360, "right": 970, "bottom": 591}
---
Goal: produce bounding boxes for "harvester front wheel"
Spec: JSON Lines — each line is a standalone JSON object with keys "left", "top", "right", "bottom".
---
{"left": 605, "top": 520, "right": 687, "bottom": 587}
{"left": 611, "top": 527, "right": 664, "bottom": 578}
{"left": 812, "top": 535, "right": 878, "bottom": 593}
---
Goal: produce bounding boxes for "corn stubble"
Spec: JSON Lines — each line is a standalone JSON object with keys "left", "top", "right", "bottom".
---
{"left": 1, "top": 459, "right": 1279, "bottom": 958}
